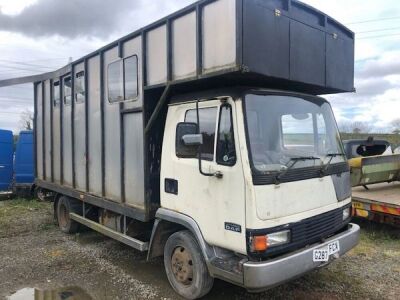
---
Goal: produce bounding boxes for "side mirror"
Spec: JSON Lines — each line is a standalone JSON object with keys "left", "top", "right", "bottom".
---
{"left": 176, "top": 122, "right": 202, "bottom": 158}
{"left": 182, "top": 134, "right": 203, "bottom": 146}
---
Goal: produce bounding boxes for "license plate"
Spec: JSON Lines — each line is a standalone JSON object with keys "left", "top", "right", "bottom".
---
{"left": 313, "top": 240, "right": 340, "bottom": 262}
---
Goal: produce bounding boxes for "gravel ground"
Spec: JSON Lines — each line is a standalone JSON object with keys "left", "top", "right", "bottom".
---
{"left": 0, "top": 199, "right": 399, "bottom": 300}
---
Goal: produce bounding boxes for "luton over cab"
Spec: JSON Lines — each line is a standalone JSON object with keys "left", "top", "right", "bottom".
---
{"left": 0, "top": 0, "right": 359, "bottom": 298}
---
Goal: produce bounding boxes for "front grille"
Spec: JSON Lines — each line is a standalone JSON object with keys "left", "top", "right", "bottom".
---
{"left": 291, "top": 207, "right": 345, "bottom": 244}
{"left": 247, "top": 205, "right": 351, "bottom": 259}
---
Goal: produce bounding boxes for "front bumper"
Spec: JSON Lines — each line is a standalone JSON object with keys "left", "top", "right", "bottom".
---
{"left": 243, "top": 223, "right": 360, "bottom": 291}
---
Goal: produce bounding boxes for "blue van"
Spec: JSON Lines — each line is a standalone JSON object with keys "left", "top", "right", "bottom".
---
{"left": 0, "top": 129, "right": 13, "bottom": 192}
{"left": 13, "top": 131, "right": 35, "bottom": 197}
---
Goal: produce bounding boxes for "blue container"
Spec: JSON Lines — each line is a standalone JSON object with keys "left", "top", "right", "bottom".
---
{"left": 13, "top": 131, "right": 34, "bottom": 196}
{"left": 0, "top": 129, "right": 13, "bottom": 192}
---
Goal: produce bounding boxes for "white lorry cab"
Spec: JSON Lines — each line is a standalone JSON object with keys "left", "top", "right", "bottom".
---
{"left": 0, "top": 0, "right": 360, "bottom": 298}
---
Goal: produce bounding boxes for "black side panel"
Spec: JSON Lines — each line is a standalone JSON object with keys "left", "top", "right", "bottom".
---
{"left": 291, "top": 1, "right": 325, "bottom": 27}
{"left": 242, "top": 0, "right": 354, "bottom": 94}
{"left": 243, "top": 1, "right": 290, "bottom": 79}
{"left": 256, "top": 0, "right": 289, "bottom": 11}
{"left": 290, "top": 20, "right": 325, "bottom": 86}
{"left": 326, "top": 35, "right": 354, "bottom": 91}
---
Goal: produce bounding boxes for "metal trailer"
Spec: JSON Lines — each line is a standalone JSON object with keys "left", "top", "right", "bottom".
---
{"left": 352, "top": 183, "right": 400, "bottom": 227}
{"left": 344, "top": 139, "right": 400, "bottom": 226}
{"left": 0, "top": 0, "right": 358, "bottom": 298}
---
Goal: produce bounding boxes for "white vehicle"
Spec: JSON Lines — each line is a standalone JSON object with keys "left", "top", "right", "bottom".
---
{"left": 0, "top": 0, "right": 360, "bottom": 298}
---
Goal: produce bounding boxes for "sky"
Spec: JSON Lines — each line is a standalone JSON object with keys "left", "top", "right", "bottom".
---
{"left": 0, "top": 0, "right": 399, "bottom": 133}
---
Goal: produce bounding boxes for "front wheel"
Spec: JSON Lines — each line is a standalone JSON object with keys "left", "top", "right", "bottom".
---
{"left": 164, "top": 230, "right": 214, "bottom": 299}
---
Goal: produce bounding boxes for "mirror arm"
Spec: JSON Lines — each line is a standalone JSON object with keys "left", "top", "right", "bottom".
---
{"left": 196, "top": 100, "right": 223, "bottom": 178}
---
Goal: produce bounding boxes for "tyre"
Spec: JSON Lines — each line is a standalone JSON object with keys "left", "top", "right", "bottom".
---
{"left": 164, "top": 230, "right": 214, "bottom": 299}
{"left": 56, "top": 196, "right": 81, "bottom": 234}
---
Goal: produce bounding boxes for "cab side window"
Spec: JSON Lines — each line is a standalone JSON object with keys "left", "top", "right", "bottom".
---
{"left": 185, "top": 107, "right": 218, "bottom": 161}
{"left": 216, "top": 104, "right": 236, "bottom": 166}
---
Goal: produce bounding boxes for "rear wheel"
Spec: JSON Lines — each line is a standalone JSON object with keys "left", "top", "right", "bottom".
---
{"left": 164, "top": 230, "right": 214, "bottom": 299}
{"left": 57, "top": 196, "right": 81, "bottom": 234}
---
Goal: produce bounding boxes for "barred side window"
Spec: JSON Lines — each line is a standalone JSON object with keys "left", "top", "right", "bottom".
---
{"left": 63, "top": 76, "right": 72, "bottom": 106}
{"left": 53, "top": 81, "right": 60, "bottom": 107}
{"left": 75, "top": 71, "right": 85, "bottom": 104}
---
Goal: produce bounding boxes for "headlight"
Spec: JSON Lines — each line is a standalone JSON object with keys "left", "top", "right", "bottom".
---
{"left": 267, "top": 230, "right": 291, "bottom": 247}
{"left": 343, "top": 207, "right": 351, "bottom": 220}
{"left": 251, "top": 230, "right": 291, "bottom": 252}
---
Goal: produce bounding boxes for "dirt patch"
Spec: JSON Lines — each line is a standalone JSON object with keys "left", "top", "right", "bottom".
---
{"left": 0, "top": 200, "right": 399, "bottom": 300}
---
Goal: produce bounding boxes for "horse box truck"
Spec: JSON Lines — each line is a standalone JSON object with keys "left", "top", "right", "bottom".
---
{"left": 0, "top": 0, "right": 360, "bottom": 298}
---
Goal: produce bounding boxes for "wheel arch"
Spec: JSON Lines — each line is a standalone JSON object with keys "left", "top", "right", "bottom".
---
{"left": 147, "top": 208, "right": 214, "bottom": 262}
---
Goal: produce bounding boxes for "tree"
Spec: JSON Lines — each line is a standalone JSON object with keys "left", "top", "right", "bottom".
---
{"left": 338, "top": 121, "right": 352, "bottom": 133}
{"left": 338, "top": 121, "right": 371, "bottom": 134}
{"left": 350, "top": 122, "right": 371, "bottom": 134}
{"left": 391, "top": 119, "right": 400, "bottom": 134}
{"left": 19, "top": 109, "right": 34, "bottom": 131}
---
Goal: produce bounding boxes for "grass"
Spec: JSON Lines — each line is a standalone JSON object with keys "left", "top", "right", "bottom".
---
{"left": 0, "top": 198, "right": 48, "bottom": 218}
{"left": 350, "top": 219, "right": 399, "bottom": 254}
{"left": 0, "top": 199, "right": 52, "bottom": 233}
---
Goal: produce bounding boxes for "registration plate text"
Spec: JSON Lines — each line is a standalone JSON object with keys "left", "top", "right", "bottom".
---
{"left": 313, "top": 240, "right": 340, "bottom": 262}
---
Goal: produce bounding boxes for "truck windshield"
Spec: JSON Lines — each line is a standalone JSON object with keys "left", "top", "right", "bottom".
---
{"left": 244, "top": 94, "right": 345, "bottom": 173}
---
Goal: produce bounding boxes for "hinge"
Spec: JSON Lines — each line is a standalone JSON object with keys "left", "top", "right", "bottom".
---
{"left": 275, "top": 9, "right": 281, "bottom": 17}
{"left": 333, "top": 33, "right": 338, "bottom": 39}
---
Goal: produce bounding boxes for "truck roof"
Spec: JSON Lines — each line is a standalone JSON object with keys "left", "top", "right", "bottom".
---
{"left": 169, "top": 86, "right": 330, "bottom": 104}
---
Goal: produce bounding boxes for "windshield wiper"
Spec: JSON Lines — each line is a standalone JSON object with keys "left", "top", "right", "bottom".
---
{"left": 275, "top": 156, "right": 321, "bottom": 185}
{"left": 320, "top": 153, "right": 346, "bottom": 176}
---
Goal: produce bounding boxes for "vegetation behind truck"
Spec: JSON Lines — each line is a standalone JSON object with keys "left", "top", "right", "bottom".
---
{"left": 0, "top": 0, "right": 360, "bottom": 298}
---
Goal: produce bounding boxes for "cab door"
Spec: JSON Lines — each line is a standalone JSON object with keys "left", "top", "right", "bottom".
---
{"left": 0, "top": 130, "right": 13, "bottom": 192}
{"left": 161, "top": 98, "right": 246, "bottom": 254}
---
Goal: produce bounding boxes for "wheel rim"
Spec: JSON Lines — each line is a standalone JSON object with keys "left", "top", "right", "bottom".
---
{"left": 171, "top": 246, "right": 194, "bottom": 285}
{"left": 59, "top": 204, "right": 69, "bottom": 229}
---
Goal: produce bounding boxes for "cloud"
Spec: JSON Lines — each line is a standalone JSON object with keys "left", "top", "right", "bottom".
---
{"left": 357, "top": 53, "right": 400, "bottom": 79}
{"left": 327, "top": 48, "right": 400, "bottom": 132}
{"left": 0, "top": 0, "right": 144, "bottom": 38}
{"left": 355, "top": 77, "right": 395, "bottom": 96}
{"left": 0, "top": 0, "right": 196, "bottom": 39}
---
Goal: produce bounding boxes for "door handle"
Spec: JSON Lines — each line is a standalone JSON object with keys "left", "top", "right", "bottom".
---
{"left": 0, "top": 165, "right": 5, "bottom": 168}
{"left": 213, "top": 171, "right": 223, "bottom": 179}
